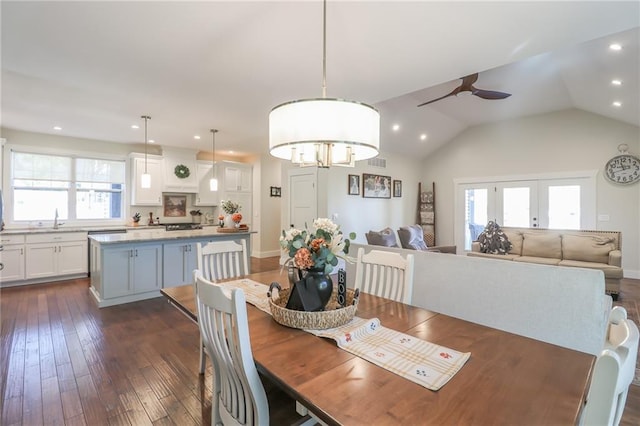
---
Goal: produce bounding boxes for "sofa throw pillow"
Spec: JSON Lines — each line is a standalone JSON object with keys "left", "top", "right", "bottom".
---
{"left": 397, "top": 225, "right": 428, "bottom": 250}
{"left": 366, "top": 228, "right": 399, "bottom": 247}
{"left": 478, "top": 221, "right": 512, "bottom": 254}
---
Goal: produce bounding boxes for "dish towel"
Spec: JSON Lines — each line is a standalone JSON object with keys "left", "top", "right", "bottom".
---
{"left": 223, "top": 279, "right": 470, "bottom": 391}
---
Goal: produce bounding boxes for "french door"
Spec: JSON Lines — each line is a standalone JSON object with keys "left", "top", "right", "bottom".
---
{"left": 457, "top": 175, "right": 595, "bottom": 251}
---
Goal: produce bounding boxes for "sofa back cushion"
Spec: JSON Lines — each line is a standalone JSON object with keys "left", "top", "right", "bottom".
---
{"left": 503, "top": 229, "right": 523, "bottom": 255}
{"left": 397, "top": 225, "right": 428, "bottom": 250}
{"left": 365, "top": 228, "right": 399, "bottom": 247}
{"left": 562, "top": 234, "right": 616, "bottom": 264}
{"left": 522, "top": 232, "right": 562, "bottom": 258}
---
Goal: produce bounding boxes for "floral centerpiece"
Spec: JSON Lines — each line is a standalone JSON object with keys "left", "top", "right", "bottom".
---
{"left": 280, "top": 218, "right": 355, "bottom": 275}
{"left": 220, "top": 200, "right": 241, "bottom": 214}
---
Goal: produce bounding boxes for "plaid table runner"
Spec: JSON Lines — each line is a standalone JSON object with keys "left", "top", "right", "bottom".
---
{"left": 223, "top": 279, "right": 470, "bottom": 391}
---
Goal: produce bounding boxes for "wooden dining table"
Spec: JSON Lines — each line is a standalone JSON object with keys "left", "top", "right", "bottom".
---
{"left": 161, "top": 269, "right": 595, "bottom": 425}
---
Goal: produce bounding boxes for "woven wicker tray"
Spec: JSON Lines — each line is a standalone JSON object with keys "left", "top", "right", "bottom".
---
{"left": 268, "top": 287, "right": 358, "bottom": 330}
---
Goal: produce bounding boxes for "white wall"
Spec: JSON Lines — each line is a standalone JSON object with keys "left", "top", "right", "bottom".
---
{"left": 253, "top": 153, "right": 282, "bottom": 257}
{"left": 421, "top": 109, "right": 640, "bottom": 277}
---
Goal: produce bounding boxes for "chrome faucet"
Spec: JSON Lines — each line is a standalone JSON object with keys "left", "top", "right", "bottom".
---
{"left": 53, "top": 208, "right": 64, "bottom": 229}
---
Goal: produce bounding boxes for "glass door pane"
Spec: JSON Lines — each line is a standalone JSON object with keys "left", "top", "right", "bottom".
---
{"left": 547, "top": 185, "right": 580, "bottom": 229}
{"left": 464, "top": 188, "right": 488, "bottom": 250}
{"left": 496, "top": 181, "right": 538, "bottom": 228}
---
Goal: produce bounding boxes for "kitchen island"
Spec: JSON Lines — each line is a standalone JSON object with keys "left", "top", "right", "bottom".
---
{"left": 89, "top": 228, "right": 255, "bottom": 307}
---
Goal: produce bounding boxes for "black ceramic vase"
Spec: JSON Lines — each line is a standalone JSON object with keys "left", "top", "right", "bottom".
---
{"left": 286, "top": 266, "right": 333, "bottom": 311}
{"left": 305, "top": 268, "right": 333, "bottom": 309}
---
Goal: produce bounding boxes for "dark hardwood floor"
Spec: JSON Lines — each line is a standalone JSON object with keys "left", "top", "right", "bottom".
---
{"left": 1, "top": 258, "right": 639, "bottom": 425}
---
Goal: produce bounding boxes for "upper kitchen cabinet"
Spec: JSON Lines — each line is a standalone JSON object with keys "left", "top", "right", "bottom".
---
{"left": 163, "top": 148, "right": 198, "bottom": 193}
{"left": 222, "top": 161, "right": 252, "bottom": 192}
{"left": 194, "top": 161, "right": 219, "bottom": 206}
{"left": 130, "top": 153, "right": 163, "bottom": 206}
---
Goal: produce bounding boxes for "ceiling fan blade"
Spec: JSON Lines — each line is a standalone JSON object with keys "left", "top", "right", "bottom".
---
{"left": 459, "top": 73, "right": 479, "bottom": 90}
{"left": 472, "top": 89, "right": 512, "bottom": 100}
{"left": 417, "top": 86, "right": 462, "bottom": 107}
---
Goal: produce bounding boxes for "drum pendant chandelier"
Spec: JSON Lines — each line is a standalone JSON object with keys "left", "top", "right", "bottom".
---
{"left": 268, "top": 0, "right": 379, "bottom": 168}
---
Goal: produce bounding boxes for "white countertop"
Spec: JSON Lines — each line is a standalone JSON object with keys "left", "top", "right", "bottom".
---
{"left": 89, "top": 227, "right": 255, "bottom": 244}
{"left": 0, "top": 224, "right": 219, "bottom": 235}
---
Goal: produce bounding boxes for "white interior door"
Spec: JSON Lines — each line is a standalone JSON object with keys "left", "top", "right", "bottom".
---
{"left": 289, "top": 170, "right": 317, "bottom": 230}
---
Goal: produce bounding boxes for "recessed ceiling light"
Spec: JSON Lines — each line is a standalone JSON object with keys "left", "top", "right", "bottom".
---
{"left": 611, "top": 79, "right": 622, "bottom": 86}
{"left": 149, "top": 139, "right": 155, "bottom": 143}
{"left": 420, "top": 134, "right": 427, "bottom": 141}
{"left": 612, "top": 101, "right": 622, "bottom": 107}
{"left": 53, "top": 126, "right": 62, "bottom": 131}
{"left": 194, "top": 135, "right": 201, "bottom": 140}
{"left": 609, "top": 43, "right": 622, "bottom": 51}
{"left": 228, "top": 150, "right": 234, "bottom": 154}
{"left": 392, "top": 124, "right": 400, "bottom": 131}
{"left": 131, "top": 124, "right": 139, "bottom": 129}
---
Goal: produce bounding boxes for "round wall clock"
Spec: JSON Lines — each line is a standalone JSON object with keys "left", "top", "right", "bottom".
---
{"left": 174, "top": 164, "right": 191, "bottom": 179}
{"left": 605, "top": 147, "right": 640, "bottom": 185}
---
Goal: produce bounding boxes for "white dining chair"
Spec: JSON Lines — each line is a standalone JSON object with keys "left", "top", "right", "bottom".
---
{"left": 197, "top": 239, "right": 249, "bottom": 281}
{"left": 194, "top": 270, "right": 316, "bottom": 426}
{"left": 195, "top": 240, "right": 250, "bottom": 375}
{"left": 353, "top": 248, "right": 415, "bottom": 304}
{"left": 194, "top": 269, "right": 268, "bottom": 426}
{"left": 580, "top": 306, "right": 639, "bottom": 426}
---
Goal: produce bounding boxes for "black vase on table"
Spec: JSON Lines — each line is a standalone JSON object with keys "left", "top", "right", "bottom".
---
{"left": 286, "top": 266, "right": 333, "bottom": 312}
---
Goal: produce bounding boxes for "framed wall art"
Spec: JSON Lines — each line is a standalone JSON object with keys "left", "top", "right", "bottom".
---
{"left": 348, "top": 174, "right": 360, "bottom": 195}
{"left": 163, "top": 195, "right": 187, "bottom": 217}
{"left": 393, "top": 180, "right": 402, "bottom": 197}
{"left": 362, "top": 173, "right": 392, "bottom": 199}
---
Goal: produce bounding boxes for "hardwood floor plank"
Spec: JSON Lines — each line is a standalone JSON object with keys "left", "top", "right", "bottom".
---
{"left": 41, "top": 375, "right": 65, "bottom": 426}
{"left": 119, "top": 389, "right": 153, "bottom": 426}
{"left": 76, "top": 374, "right": 109, "bottom": 425}
{"left": 22, "top": 362, "right": 43, "bottom": 425}
{"left": 127, "top": 372, "right": 169, "bottom": 422}
{"left": 60, "top": 388, "right": 83, "bottom": 421}
{"left": 158, "top": 394, "right": 198, "bottom": 426}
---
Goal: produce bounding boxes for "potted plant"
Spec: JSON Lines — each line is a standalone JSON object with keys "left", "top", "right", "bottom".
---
{"left": 220, "top": 200, "right": 241, "bottom": 228}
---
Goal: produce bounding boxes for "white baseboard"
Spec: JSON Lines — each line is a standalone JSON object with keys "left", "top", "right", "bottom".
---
{"left": 624, "top": 269, "right": 640, "bottom": 279}
{"left": 252, "top": 249, "right": 281, "bottom": 258}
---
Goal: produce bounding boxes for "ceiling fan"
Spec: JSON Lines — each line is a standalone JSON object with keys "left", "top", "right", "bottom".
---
{"left": 417, "top": 73, "right": 511, "bottom": 107}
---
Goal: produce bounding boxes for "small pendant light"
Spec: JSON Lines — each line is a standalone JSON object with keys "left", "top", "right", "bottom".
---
{"left": 140, "top": 115, "right": 152, "bottom": 188}
{"left": 209, "top": 129, "right": 218, "bottom": 191}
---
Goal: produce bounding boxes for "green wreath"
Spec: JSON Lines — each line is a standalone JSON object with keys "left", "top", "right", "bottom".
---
{"left": 174, "top": 164, "right": 190, "bottom": 179}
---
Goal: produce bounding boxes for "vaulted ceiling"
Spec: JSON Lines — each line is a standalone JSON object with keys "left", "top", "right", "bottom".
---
{"left": 2, "top": 1, "right": 638, "bottom": 159}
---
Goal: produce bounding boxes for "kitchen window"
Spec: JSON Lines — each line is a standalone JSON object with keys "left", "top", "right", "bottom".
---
{"left": 11, "top": 151, "right": 125, "bottom": 222}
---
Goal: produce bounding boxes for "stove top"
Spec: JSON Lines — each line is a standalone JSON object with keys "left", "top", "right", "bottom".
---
{"left": 165, "top": 223, "right": 203, "bottom": 231}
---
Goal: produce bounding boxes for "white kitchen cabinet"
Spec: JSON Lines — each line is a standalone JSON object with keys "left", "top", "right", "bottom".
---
{"left": 194, "top": 161, "right": 219, "bottom": 206}
{"left": 24, "top": 232, "right": 87, "bottom": 280}
{"left": 162, "top": 241, "right": 197, "bottom": 287}
{"left": 101, "top": 243, "right": 162, "bottom": 299}
{"left": 130, "top": 154, "right": 163, "bottom": 206}
{"left": 163, "top": 148, "right": 198, "bottom": 193}
{"left": 0, "top": 235, "right": 25, "bottom": 283}
{"left": 223, "top": 162, "right": 252, "bottom": 192}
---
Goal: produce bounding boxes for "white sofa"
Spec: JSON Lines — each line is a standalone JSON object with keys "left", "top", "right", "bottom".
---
{"left": 347, "top": 243, "right": 612, "bottom": 355}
